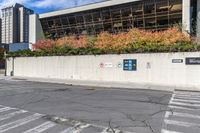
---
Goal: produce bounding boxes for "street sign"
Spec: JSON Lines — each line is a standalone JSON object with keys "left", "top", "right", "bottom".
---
{"left": 123, "top": 59, "right": 137, "bottom": 71}
{"left": 172, "top": 59, "right": 183, "bottom": 63}
{"left": 186, "top": 57, "right": 200, "bottom": 65}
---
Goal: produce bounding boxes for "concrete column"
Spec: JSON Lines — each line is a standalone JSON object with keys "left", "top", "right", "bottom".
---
{"left": 182, "top": 0, "right": 191, "bottom": 34}
{"left": 197, "top": 0, "right": 200, "bottom": 42}
{"left": 29, "top": 14, "right": 45, "bottom": 50}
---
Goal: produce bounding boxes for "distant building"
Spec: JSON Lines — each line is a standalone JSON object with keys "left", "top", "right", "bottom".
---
{"left": 1, "top": 3, "right": 33, "bottom": 45}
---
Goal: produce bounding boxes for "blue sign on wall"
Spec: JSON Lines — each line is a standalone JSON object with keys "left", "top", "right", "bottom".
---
{"left": 123, "top": 59, "right": 137, "bottom": 71}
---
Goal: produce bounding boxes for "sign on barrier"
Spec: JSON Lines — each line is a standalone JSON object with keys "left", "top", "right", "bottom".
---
{"left": 186, "top": 57, "right": 200, "bottom": 65}
{"left": 123, "top": 59, "right": 137, "bottom": 71}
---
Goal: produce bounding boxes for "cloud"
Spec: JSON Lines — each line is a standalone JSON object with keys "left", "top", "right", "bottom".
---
{"left": 0, "top": 0, "right": 30, "bottom": 7}
{"left": 32, "top": 0, "right": 102, "bottom": 9}
{"left": 0, "top": 0, "right": 103, "bottom": 12}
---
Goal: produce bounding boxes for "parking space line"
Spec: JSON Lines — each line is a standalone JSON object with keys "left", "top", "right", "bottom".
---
{"left": 22, "top": 121, "right": 56, "bottom": 133}
{"left": 0, "top": 110, "right": 28, "bottom": 121}
{"left": 0, "top": 113, "right": 43, "bottom": 133}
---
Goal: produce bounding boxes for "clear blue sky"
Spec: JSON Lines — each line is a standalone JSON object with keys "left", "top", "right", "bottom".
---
{"left": 0, "top": 0, "right": 103, "bottom": 13}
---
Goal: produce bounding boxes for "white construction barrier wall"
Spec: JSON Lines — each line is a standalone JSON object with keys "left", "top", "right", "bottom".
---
{"left": 6, "top": 52, "right": 200, "bottom": 87}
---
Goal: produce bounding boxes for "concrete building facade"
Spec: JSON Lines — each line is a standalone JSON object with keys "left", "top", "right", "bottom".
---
{"left": 1, "top": 3, "right": 33, "bottom": 44}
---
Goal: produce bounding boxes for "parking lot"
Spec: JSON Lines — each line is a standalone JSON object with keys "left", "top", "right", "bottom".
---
{"left": 0, "top": 79, "right": 199, "bottom": 133}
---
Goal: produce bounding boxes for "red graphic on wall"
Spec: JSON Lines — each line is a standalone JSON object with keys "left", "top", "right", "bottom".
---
{"left": 100, "top": 63, "right": 104, "bottom": 68}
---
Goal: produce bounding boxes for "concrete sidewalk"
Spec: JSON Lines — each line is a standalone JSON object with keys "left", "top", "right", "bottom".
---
{"left": 3, "top": 76, "right": 200, "bottom": 92}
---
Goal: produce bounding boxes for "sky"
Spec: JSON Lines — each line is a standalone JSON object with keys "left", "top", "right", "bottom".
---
{"left": 0, "top": 0, "right": 104, "bottom": 13}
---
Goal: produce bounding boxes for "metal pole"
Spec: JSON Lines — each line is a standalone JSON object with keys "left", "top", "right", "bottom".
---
{"left": 3, "top": 51, "right": 6, "bottom": 76}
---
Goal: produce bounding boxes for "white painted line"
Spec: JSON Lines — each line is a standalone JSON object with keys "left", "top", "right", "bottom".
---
{"left": 166, "top": 111, "right": 200, "bottom": 119}
{"left": 161, "top": 94, "right": 175, "bottom": 132}
{"left": 170, "top": 101, "right": 200, "bottom": 107}
{"left": 161, "top": 129, "right": 183, "bottom": 133}
{"left": 0, "top": 113, "right": 43, "bottom": 133}
{"left": 59, "top": 127, "right": 74, "bottom": 133}
{"left": 174, "top": 94, "right": 200, "bottom": 99}
{"left": 0, "top": 107, "right": 14, "bottom": 113}
{"left": 22, "top": 121, "right": 56, "bottom": 133}
{"left": 101, "top": 128, "right": 109, "bottom": 133}
{"left": 173, "top": 111, "right": 200, "bottom": 119}
{"left": 60, "top": 123, "right": 90, "bottom": 133}
{"left": 100, "top": 128, "right": 125, "bottom": 133}
{"left": 173, "top": 98, "right": 200, "bottom": 104}
{"left": 164, "top": 111, "right": 172, "bottom": 119}
{"left": 168, "top": 105, "right": 196, "bottom": 111}
{"left": 174, "top": 96, "right": 200, "bottom": 101}
{"left": 0, "top": 110, "right": 28, "bottom": 121}
{"left": 164, "top": 119, "right": 200, "bottom": 127}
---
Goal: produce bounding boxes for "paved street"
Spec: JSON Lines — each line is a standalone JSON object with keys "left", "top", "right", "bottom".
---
{"left": 0, "top": 78, "right": 199, "bottom": 133}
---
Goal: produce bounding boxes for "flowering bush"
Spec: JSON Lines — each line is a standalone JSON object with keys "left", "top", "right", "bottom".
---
{"left": 32, "top": 39, "right": 56, "bottom": 51}
{"left": 55, "top": 36, "right": 88, "bottom": 48}
{"left": 28, "top": 27, "right": 194, "bottom": 55}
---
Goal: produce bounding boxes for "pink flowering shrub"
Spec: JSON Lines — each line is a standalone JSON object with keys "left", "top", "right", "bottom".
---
{"left": 32, "top": 39, "right": 56, "bottom": 51}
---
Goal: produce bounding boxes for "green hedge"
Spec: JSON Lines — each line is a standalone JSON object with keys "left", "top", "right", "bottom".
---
{"left": 7, "top": 42, "right": 200, "bottom": 57}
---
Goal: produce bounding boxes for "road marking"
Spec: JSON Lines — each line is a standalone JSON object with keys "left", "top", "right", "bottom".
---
{"left": 164, "top": 119, "right": 200, "bottom": 127}
{"left": 100, "top": 128, "right": 124, "bottom": 133}
{"left": 168, "top": 105, "right": 196, "bottom": 111}
{"left": 161, "top": 129, "right": 183, "bottom": 133}
{"left": 174, "top": 94, "right": 200, "bottom": 98}
{"left": 173, "top": 98, "right": 200, "bottom": 104}
{"left": 60, "top": 123, "right": 90, "bottom": 133}
{"left": 170, "top": 101, "right": 200, "bottom": 107}
{"left": 174, "top": 96, "right": 200, "bottom": 101}
{"left": 0, "top": 107, "right": 14, "bottom": 113}
{"left": 0, "top": 110, "right": 28, "bottom": 121}
{"left": 22, "top": 121, "right": 56, "bottom": 133}
{"left": 0, "top": 113, "right": 43, "bottom": 133}
{"left": 165, "top": 111, "right": 200, "bottom": 119}
{"left": 162, "top": 91, "right": 200, "bottom": 133}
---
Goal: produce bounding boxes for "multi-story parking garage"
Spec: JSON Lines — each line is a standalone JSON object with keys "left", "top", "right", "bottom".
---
{"left": 29, "top": 0, "right": 200, "bottom": 47}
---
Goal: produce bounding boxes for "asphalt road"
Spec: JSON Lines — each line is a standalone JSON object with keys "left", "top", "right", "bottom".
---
{"left": 0, "top": 78, "right": 199, "bottom": 133}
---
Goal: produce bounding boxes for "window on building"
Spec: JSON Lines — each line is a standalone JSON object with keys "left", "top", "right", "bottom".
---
{"left": 84, "top": 14, "right": 93, "bottom": 23}
{"left": 111, "top": 9, "right": 121, "bottom": 20}
{"left": 102, "top": 9, "right": 111, "bottom": 21}
{"left": 121, "top": 7, "right": 132, "bottom": 18}
{"left": 61, "top": 17, "right": 69, "bottom": 26}
{"left": 76, "top": 16, "right": 84, "bottom": 24}
{"left": 93, "top": 11, "right": 101, "bottom": 22}
{"left": 68, "top": 16, "right": 76, "bottom": 25}
{"left": 144, "top": 3, "right": 155, "bottom": 15}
